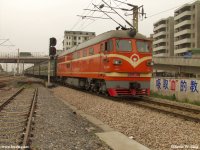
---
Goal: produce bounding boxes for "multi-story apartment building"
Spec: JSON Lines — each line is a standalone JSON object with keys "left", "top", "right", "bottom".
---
{"left": 153, "top": 17, "right": 174, "bottom": 57}
{"left": 174, "top": 0, "right": 200, "bottom": 56}
{"left": 63, "top": 31, "right": 95, "bottom": 50}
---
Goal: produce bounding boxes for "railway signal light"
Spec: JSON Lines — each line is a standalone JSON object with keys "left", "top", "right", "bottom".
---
{"left": 49, "top": 37, "right": 57, "bottom": 57}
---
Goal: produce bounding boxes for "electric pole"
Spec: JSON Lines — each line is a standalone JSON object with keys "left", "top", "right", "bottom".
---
{"left": 133, "top": 6, "right": 139, "bottom": 32}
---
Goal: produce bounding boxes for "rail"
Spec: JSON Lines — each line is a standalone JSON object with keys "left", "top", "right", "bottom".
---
{"left": 0, "top": 87, "right": 24, "bottom": 111}
{"left": 0, "top": 87, "right": 38, "bottom": 149}
{"left": 22, "top": 88, "right": 38, "bottom": 147}
{"left": 131, "top": 97, "right": 200, "bottom": 122}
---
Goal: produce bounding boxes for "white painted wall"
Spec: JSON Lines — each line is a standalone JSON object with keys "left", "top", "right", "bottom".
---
{"left": 151, "top": 78, "right": 200, "bottom": 102}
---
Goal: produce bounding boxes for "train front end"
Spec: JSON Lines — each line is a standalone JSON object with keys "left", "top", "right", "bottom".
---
{"left": 102, "top": 32, "right": 153, "bottom": 97}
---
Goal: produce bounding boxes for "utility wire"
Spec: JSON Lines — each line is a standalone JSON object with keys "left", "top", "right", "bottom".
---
{"left": 70, "top": 0, "right": 95, "bottom": 31}
{"left": 80, "top": 0, "right": 128, "bottom": 30}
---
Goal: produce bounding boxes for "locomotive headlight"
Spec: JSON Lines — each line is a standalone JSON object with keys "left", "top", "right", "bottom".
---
{"left": 147, "top": 60, "right": 154, "bottom": 66}
{"left": 113, "top": 59, "right": 122, "bottom": 65}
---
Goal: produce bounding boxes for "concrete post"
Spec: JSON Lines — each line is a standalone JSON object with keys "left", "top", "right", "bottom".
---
{"left": 17, "top": 48, "right": 20, "bottom": 75}
{"left": 22, "top": 61, "right": 24, "bottom": 76}
{"left": 47, "top": 57, "right": 51, "bottom": 85}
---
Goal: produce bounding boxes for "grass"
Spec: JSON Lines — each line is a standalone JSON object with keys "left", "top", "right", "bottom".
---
{"left": 150, "top": 91, "right": 176, "bottom": 101}
{"left": 150, "top": 91, "right": 200, "bottom": 106}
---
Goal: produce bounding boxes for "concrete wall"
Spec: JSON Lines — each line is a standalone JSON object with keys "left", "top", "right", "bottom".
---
{"left": 151, "top": 77, "right": 200, "bottom": 102}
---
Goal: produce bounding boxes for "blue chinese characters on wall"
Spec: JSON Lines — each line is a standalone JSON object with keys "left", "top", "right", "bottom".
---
{"left": 180, "top": 80, "right": 187, "bottom": 92}
{"left": 163, "top": 79, "right": 169, "bottom": 90}
{"left": 190, "top": 80, "right": 198, "bottom": 93}
{"left": 156, "top": 79, "right": 161, "bottom": 90}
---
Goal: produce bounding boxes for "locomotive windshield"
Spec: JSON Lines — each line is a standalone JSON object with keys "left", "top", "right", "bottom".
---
{"left": 116, "top": 39, "right": 132, "bottom": 52}
{"left": 136, "top": 41, "right": 150, "bottom": 53}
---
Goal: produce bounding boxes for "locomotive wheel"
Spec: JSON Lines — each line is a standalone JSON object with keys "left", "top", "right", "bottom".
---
{"left": 85, "top": 81, "right": 90, "bottom": 90}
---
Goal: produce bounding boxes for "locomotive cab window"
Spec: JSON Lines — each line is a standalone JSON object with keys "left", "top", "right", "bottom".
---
{"left": 116, "top": 39, "right": 132, "bottom": 52}
{"left": 136, "top": 41, "right": 150, "bottom": 53}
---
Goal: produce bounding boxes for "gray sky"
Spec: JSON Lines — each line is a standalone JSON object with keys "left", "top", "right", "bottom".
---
{"left": 0, "top": 0, "right": 196, "bottom": 54}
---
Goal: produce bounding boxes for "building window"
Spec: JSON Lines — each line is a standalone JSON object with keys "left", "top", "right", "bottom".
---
{"left": 84, "top": 37, "right": 88, "bottom": 41}
{"left": 74, "top": 42, "right": 77, "bottom": 45}
{"left": 74, "top": 36, "right": 77, "bottom": 40}
{"left": 78, "top": 37, "right": 81, "bottom": 40}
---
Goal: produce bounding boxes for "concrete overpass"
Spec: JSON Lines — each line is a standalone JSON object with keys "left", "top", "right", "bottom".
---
{"left": 0, "top": 52, "right": 49, "bottom": 64}
{"left": 153, "top": 56, "right": 200, "bottom": 75}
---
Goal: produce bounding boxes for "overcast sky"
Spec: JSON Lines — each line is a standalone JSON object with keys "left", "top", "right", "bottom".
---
{"left": 0, "top": 0, "right": 196, "bottom": 54}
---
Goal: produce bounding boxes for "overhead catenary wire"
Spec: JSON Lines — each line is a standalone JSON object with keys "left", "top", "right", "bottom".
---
{"left": 79, "top": 0, "right": 128, "bottom": 31}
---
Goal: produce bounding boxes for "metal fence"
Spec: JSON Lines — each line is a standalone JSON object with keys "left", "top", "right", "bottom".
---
{"left": 0, "top": 52, "right": 48, "bottom": 58}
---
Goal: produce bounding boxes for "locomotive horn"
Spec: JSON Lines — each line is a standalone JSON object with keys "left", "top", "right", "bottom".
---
{"left": 128, "top": 28, "right": 137, "bottom": 37}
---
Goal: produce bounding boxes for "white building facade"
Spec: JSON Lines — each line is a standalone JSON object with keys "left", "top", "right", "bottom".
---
{"left": 174, "top": 0, "right": 200, "bottom": 56}
{"left": 153, "top": 17, "right": 174, "bottom": 57}
{"left": 63, "top": 31, "right": 95, "bottom": 50}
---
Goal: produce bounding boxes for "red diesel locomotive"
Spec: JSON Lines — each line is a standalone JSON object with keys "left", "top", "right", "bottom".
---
{"left": 57, "top": 30, "right": 153, "bottom": 97}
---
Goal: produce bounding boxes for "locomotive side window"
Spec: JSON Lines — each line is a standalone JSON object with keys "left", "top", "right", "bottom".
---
{"left": 89, "top": 48, "right": 94, "bottom": 55}
{"left": 136, "top": 41, "right": 150, "bottom": 53}
{"left": 100, "top": 43, "right": 105, "bottom": 52}
{"left": 105, "top": 40, "right": 113, "bottom": 52}
{"left": 72, "top": 52, "right": 77, "bottom": 59}
{"left": 116, "top": 40, "right": 132, "bottom": 52}
{"left": 66, "top": 63, "right": 70, "bottom": 68}
{"left": 83, "top": 49, "right": 87, "bottom": 57}
{"left": 77, "top": 51, "right": 80, "bottom": 58}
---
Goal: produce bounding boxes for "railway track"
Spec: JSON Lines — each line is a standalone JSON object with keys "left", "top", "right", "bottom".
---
{"left": 0, "top": 87, "right": 38, "bottom": 149}
{"left": 130, "top": 97, "right": 200, "bottom": 122}
{"left": 58, "top": 84, "right": 200, "bottom": 122}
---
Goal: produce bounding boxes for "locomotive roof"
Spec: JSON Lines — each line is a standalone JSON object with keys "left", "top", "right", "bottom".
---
{"left": 59, "top": 30, "right": 148, "bottom": 57}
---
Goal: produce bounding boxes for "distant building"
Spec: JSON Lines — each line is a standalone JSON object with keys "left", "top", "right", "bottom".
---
{"left": 63, "top": 31, "right": 96, "bottom": 50}
{"left": 153, "top": 17, "right": 174, "bottom": 57}
{"left": 0, "top": 64, "right": 4, "bottom": 73}
{"left": 174, "top": 0, "right": 200, "bottom": 56}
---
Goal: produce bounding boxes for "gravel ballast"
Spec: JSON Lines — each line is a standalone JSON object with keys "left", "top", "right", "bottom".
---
{"left": 31, "top": 87, "right": 111, "bottom": 150}
{"left": 52, "top": 86, "right": 200, "bottom": 150}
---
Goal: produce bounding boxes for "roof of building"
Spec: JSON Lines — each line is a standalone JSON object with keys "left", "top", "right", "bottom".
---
{"left": 64, "top": 30, "right": 95, "bottom": 35}
{"left": 153, "top": 17, "right": 174, "bottom": 26}
{"left": 174, "top": 0, "right": 200, "bottom": 13}
{"left": 59, "top": 30, "right": 147, "bottom": 57}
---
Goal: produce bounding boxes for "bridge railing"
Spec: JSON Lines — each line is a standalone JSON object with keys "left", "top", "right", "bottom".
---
{"left": 0, "top": 52, "right": 48, "bottom": 58}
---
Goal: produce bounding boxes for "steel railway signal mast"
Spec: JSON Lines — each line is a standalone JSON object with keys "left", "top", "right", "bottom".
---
{"left": 49, "top": 37, "right": 57, "bottom": 57}
{"left": 47, "top": 37, "right": 57, "bottom": 86}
